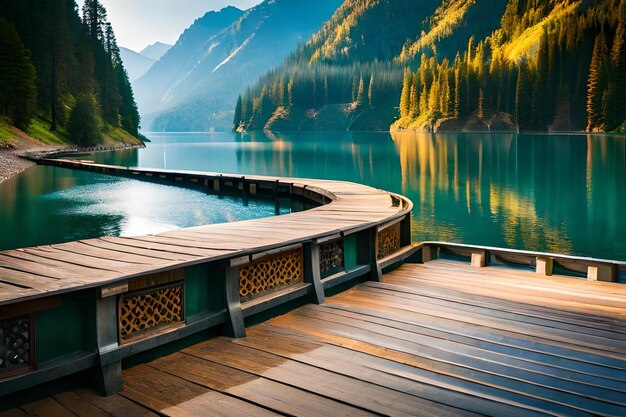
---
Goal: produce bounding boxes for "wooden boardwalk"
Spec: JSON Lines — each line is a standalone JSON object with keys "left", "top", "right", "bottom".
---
{"left": 6, "top": 259, "right": 625, "bottom": 416}
{"left": 0, "top": 165, "right": 408, "bottom": 306}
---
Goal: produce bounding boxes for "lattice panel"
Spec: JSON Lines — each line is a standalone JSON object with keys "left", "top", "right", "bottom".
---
{"left": 377, "top": 222, "right": 401, "bottom": 260}
{"left": 240, "top": 249, "right": 303, "bottom": 302}
{"left": 320, "top": 240, "right": 344, "bottom": 276}
{"left": 0, "top": 316, "right": 31, "bottom": 373}
{"left": 118, "top": 283, "right": 183, "bottom": 344}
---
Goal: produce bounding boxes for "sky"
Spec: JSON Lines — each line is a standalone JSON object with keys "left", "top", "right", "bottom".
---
{"left": 75, "top": 0, "right": 262, "bottom": 52}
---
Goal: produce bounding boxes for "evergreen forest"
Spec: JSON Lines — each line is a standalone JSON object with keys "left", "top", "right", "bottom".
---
{"left": 0, "top": 0, "right": 140, "bottom": 145}
{"left": 235, "top": 0, "right": 626, "bottom": 133}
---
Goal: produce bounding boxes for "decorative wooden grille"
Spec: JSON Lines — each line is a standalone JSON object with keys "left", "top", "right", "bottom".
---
{"left": 118, "top": 283, "right": 183, "bottom": 344}
{"left": 377, "top": 222, "right": 401, "bottom": 260}
{"left": 319, "top": 240, "right": 344, "bottom": 277}
{"left": 0, "top": 316, "right": 31, "bottom": 373}
{"left": 239, "top": 249, "right": 303, "bottom": 302}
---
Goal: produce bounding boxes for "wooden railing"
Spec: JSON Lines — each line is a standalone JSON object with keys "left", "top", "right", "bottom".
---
{"left": 419, "top": 241, "right": 626, "bottom": 282}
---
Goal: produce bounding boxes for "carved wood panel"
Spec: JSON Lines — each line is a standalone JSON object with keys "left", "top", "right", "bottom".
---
{"left": 377, "top": 222, "right": 401, "bottom": 260}
{"left": 319, "top": 239, "right": 344, "bottom": 277}
{"left": 118, "top": 283, "right": 183, "bottom": 344}
{"left": 239, "top": 249, "right": 303, "bottom": 302}
{"left": 0, "top": 316, "right": 31, "bottom": 374}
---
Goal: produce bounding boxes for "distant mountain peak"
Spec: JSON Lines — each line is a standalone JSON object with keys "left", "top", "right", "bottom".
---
{"left": 140, "top": 42, "right": 173, "bottom": 61}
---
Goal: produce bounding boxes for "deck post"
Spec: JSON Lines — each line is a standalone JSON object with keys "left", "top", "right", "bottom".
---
{"left": 370, "top": 227, "right": 383, "bottom": 282}
{"left": 95, "top": 296, "right": 122, "bottom": 395}
{"left": 536, "top": 257, "right": 554, "bottom": 276}
{"left": 587, "top": 264, "right": 617, "bottom": 282}
{"left": 471, "top": 251, "right": 487, "bottom": 267}
{"left": 421, "top": 245, "right": 433, "bottom": 263}
{"left": 223, "top": 264, "right": 246, "bottom": 338}
{"left": 304, "top": 242, "right": 325, "bottom": 304}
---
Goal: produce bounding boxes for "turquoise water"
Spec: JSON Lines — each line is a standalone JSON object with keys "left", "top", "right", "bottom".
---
{"left": 0, "top": 165, "right": 288, "bottom": 250}
{"left": 2, "top": 131, "right": 625, "bottom": 260}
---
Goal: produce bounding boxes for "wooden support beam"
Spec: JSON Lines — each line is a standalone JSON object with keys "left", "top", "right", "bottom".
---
{"left": 421, "top": 245, "right": 432, "bottom": 263}
{"left": 370, "top": 228, "right": 383, "bottom": 282}
{"left": 95, "top": 297, "right": 122, "bottom": 395}
{"left": 471, "top": 251, "right": 487, "bottom": 268}
{"left": 304, "top": 243, "right": 325, "bottom": 304}
{"left": 587, "top": 265, "right": 617, "bottom": 282}
{"left": 223, "top": 266, "right": 245, "bottom": 338}
{"left": 536, "top": 257, "right": 553, "bottom": 276}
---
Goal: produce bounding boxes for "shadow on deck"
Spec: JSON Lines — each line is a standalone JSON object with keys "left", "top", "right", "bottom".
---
{"left": 4, "top": 259, "right": 626, "bottom": 417}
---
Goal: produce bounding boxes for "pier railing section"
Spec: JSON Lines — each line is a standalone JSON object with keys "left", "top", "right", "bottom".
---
{"left": 0, "top": 161, "right": 414, "bottom": 397}
{"left": 420, "top": 242, "right": 626, "bottom": 282}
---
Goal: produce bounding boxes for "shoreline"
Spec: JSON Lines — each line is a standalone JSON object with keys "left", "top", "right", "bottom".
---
{"left": 0, "top": 140, "right": 144, "bottom": 184}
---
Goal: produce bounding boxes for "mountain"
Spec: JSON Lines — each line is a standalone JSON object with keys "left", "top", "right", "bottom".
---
{"left": 134, "top": 0, "right": 343, "bottom": 132}
{"left": 239, "top": 0, "right": 626, "bottom": 134}
{"left": 119, "top": 47, "right": 156, "bottom": 81}
{"left": 238, "top": 0, "right": 506, "bottom": 131}
{"left": 140, "top": 42, "right": 172, "bottom": 60}
{"left": 0, "top": 0, "right": 140, "bottom": 145}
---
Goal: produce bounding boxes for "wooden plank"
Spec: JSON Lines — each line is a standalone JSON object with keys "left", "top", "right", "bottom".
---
{"left": 237, "top": 326, "right": 547, "bottom": 417}
{"left": 122, "top": 364, "right": 280, "bottom": 417}
{"left": 149, "top": 352, "right": 378, "bottom": 417}
{"left": 0, "top": 409, "right": 28, "bottom": 417}
{"left": 80, "top": 239, "right": 191, "bottom": 262}
{"left": 20, "top": 398, "right": 77, "bottom": 417}
{"left": 73, "top": 389, "right": 159, "bottom": 417}
{"left": 103, "top": 237, "right": 230, "bottom": 258}
{"left": 53, "top": 392, "right": 113, "bottom": 417}
{"left": 333, "top": 289, "right": 626, "bottom": 356}
{"left": 320, "top": 301, "right": 626, "bottom": 390}
{"left": 286, "top": 305, "right": 626, "bottom": 401}
{"left": 365, "top": 278, "right": 626, "bottom": 333}
{"left": 267, "top": 311, "right": 625, "bottom": 415}
{"left": 184, "top": 337, "right": 488, "bottom": 417}
{"left": 50, "top": 242, "right": 164, "bottom": 265}
{"left": 358, "top": 282, "right": 626, "bottom": 340}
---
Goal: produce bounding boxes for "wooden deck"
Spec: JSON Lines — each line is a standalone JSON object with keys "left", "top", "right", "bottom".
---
{"left": 6, "top": 259, "right": 625, "bottom": 416}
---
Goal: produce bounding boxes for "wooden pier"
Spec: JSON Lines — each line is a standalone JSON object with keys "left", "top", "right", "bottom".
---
{"left": 1, "top": 160, "right": 625, "bottom": 415}
{"left": 3, "top": 258, "right": 626, "bottom": 416}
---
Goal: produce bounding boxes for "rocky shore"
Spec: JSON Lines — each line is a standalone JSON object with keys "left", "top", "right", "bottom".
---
{"left": 0, "top": 136, "right": 143, "bottom": 184}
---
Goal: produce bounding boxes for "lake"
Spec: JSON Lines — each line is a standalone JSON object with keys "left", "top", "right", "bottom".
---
{"left": 1, "top": 131, "right": 625, "bottom": 260}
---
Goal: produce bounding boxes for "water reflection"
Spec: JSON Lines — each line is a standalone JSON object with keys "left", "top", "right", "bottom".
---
{"left": 8, "top": 131, "right": 626, "bottom": 260}
{"left": 0, "top": 165, "right": 287, "bottom": 251}
{"left": 392, "top": 132, "right": 626, "bottom": 258}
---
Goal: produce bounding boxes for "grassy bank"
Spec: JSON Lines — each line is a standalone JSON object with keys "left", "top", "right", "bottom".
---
{"left": 0, "top": 116, "right": 143, "bottom": 149}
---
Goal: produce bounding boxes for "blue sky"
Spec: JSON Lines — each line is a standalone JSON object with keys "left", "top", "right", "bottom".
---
{"left": 75, "top": 0, "right": 262, "bottom": 51}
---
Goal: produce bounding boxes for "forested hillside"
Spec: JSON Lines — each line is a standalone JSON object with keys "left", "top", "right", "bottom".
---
{"left": 0, "top": 0, "right": 140, "bottom": 146}
{"left": 238, "top": 0, "right": 626, "bottom": 133}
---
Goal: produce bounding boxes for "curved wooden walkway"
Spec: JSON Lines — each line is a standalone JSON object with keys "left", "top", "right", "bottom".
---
{"left": 0, "top": 165, "right": 409, "bottom": 306}
{"left": 5, "top": 258, "right": 625, "bottom": 416}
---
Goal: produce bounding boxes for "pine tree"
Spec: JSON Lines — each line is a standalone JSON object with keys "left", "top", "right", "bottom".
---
{"left": 409, "top": 75, "right": 418, "bottom": 118}
{"left": 587, "top": 32, "right": 608, "bottom": 131}
{"left": 233, "top": 95, "right": 242, "bottom": 131}
{"left": 607, "top": 2, "right": 626, "bottom": 130}
{"left": 0, "top": 20, "right": 37, "bottom": 129}
{"left": 399, "top": 68, "right": 411, "bottom": 118}
{"left": 356, "top": 75, "right": 366, "bottom": 107}
{"left": 368, "top": 72, "right": 375, "bottom": 107}
{"left": 515, "top": 62, "right": 531, "bottom": 129}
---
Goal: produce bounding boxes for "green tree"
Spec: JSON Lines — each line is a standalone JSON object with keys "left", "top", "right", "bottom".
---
{"left": 587, "top": 32, "right": 608, "bottom": 131}
{"left": 515, "top": 62, "right": 531, "bottom": 128}
{"left": 233, "top": 94, "right": 243, "bottom": 130}
{"left": 68, "top": 93, "right": 102, "bottom": 145}
{"left": 399, "top": 68, "right": 411, "bottom": 117}
{"left": 0, "top": 20, "right": 37, "bottom": 129}
{"left": 368, "top": 72, "right": 375, "bottom": 107}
